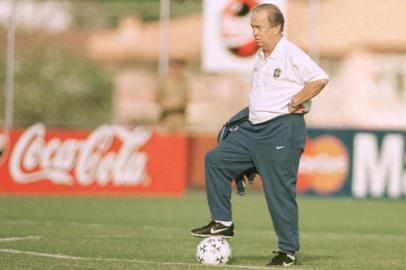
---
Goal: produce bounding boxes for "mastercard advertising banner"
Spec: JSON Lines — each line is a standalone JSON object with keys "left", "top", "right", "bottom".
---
{"left": 187, "top": 129, "right": 406, "bottom": 199}
{"left": 202, "top": 0, "right": 286, "bottom": 72}
{"left": 0, "top": 124, "right": 188, "bottom": 196}
{"left": 298, "top": 130, "right": 353, "bottom": 196}
{"left": 299, "top": 129, "right": 406, "bottom": 199}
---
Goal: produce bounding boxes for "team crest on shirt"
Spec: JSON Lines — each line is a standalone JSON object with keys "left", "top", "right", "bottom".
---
{"left": 273, "top": 68, "right": 282, "bottom": 78}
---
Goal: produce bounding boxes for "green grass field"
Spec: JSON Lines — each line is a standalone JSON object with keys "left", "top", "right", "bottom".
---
{"left": 0, "top": 191, "right": 405, "bottom": 270}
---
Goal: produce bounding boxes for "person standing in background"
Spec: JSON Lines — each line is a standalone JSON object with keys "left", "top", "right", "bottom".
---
{"left": 156, "top": 60, "right": 189, "bottom": 134}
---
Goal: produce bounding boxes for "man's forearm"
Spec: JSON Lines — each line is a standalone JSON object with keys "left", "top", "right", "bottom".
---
{"left": 290, "top": 79, "right": 329, "bottom": 107}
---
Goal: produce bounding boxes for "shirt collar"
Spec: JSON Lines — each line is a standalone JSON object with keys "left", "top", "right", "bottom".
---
{"left": 259, "top": 36, "right": 287, "bottom": 60}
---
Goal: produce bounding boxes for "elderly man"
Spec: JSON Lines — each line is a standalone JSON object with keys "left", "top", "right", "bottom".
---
{"left": 191, "top": 3, "right": 329, "bottom": 266}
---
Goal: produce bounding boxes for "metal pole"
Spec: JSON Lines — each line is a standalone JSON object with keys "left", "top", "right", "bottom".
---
{"left": 309, "top": 0, "right": 319, "bottom": 62}
{"left": 5, "top": 1, "right": 16, "bottom": 128}
{"left": 159, "top": 0, "right": 170, "bottom": 75}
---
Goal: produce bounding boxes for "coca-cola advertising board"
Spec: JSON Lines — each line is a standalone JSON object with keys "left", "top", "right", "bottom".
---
{"left": 0, "top": 124, "right": 188, "bottom": 196}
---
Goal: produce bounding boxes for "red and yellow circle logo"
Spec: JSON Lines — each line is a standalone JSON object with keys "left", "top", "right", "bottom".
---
{"left": 298, "top": 136, "right": 349, "bottom": 194}
{"left": 220, "top": 0, "right": 259, "bottom": 57}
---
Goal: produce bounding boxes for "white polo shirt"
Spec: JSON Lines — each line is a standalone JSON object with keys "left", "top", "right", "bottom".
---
{"left": 249, "top": 36, "right": 329, "bottom": 124}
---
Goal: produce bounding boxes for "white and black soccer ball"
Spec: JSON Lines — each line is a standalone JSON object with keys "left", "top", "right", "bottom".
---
{"left": 196, "top": 236, "right": 231, "bottom": 265}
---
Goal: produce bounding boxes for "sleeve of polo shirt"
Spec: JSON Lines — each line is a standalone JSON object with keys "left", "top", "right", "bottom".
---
{"left": 291, "top": 47, "right": 329, "bottom": 83}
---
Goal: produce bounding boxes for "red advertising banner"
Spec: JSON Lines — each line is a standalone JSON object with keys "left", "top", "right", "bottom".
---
{"left": 0, "top": 124, "right": 187, "bottom": 196}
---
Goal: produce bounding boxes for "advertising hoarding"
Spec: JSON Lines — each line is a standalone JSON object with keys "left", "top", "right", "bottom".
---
{"left": 188, "top": 129, "right": 406, "bottom": 199}
{"left": 203, "top": 0, "right": 286, "bottom": 72}
{"left": 301, "top": 129, "right": 406, "bottom": 198}
{"left": 0, "top": 124, "right": 187, "bottom": 196}
{"left": 1, "top": 124, "right": 405, "bottom": 198}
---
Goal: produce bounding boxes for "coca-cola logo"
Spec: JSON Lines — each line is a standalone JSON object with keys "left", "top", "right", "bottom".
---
{"left": 220, "top": 0, "right": 259, "bottom": 57}
{"left": 0, "top": 120, "right": 10, "bottom": 167}
{"left": 9, "top": 123, "right": 153, "bottom": 187}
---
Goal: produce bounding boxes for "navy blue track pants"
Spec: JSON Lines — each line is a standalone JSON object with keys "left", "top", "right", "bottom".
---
{"left": 204, "top": 114, "right": 306, "bottom": 252}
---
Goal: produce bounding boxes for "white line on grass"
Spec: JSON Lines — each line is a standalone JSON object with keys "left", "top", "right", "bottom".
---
{"left": 0, "top": 236, "right": 41, "bottom": 242}
{"left": 0, "top": 248, "right": 308, "bottom": 270}
{"left": 0, "top": 248, "right": 83, "bottom": 260}
{"left": 3, "top": 219, "right": 111, "bottom": 228}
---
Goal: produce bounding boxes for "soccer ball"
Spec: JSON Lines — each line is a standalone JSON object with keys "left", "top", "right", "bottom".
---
{"left": 196, "top": 236, "right": 231, "bottom": 265}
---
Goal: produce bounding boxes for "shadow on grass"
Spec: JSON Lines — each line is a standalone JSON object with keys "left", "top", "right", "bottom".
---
{"left": 231, "top": 255, "right": 269, "bottom": 265}
{"left": 297, "top": 253, "right": 336, "bottom": 264}
{"left": 231, "top": 253, "right": 335, "bottom": 266}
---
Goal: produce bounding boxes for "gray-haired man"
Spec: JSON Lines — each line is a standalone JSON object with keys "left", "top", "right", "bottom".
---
{"left": 191, "top": 3, "right": 329, "bottom": 266}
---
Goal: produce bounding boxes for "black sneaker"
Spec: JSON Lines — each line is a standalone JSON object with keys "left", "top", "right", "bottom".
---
{"left": 190, "top": 220, "right": 234, "bottom": 238}
{"left": 266, "top": 251, "right": 296, "bottom": 267}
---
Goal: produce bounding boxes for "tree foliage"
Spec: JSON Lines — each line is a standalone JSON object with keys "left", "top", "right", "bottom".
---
{"left": 1, "top": 47, "right": 113, "bottom": 129}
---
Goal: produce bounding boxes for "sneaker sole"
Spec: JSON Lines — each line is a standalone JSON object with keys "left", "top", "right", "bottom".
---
{"left": 190, "top": 232, "right": 233, "bottom": 239}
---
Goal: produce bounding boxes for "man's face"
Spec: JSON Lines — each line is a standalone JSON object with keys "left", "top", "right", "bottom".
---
{"left": 250, "top": 10, "right": 279, "bottom": 49}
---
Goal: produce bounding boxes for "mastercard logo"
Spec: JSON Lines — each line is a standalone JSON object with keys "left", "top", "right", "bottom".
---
{"left": 298, "top": 136, "right": 349, "bottom": 194}
{"left": 220, "top": 0, "right": 259, "bottom": 57}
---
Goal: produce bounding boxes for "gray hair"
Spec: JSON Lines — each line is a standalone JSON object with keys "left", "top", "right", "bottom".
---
{"left": 252, "top": 3, "right": 285, "bottom": 32}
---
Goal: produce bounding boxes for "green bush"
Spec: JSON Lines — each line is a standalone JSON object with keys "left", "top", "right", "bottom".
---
{"left": 0, "top": 47, "right": 113, "bottom": 129}
{"left": 72, "top": 0, "right": 202, "bottom": 29}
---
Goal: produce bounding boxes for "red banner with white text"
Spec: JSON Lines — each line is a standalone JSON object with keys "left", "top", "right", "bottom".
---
{"left": 0, "top": 124, "right": 187, "bottom": 196}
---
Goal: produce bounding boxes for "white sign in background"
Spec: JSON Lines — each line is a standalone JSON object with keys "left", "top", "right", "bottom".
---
{"left": 203, "top": 0, "right": 286, "bottom": 72}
